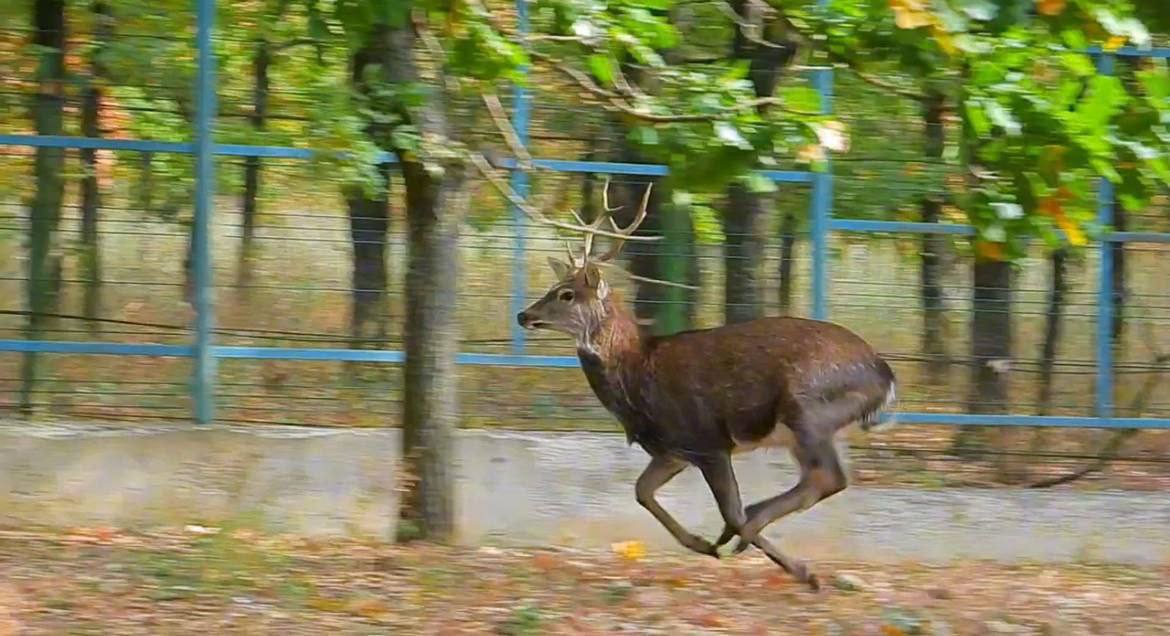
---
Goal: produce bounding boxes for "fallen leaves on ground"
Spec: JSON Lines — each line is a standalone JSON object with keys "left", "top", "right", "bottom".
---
{"left": 0, "top": 528, "right": 1167, "bottom": 635}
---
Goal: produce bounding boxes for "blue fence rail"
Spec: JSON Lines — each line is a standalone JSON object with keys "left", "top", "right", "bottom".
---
{"left": 2, "top": 1, "right": 1170, "bottom": 430}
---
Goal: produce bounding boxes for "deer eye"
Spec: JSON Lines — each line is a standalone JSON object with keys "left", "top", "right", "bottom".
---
{"left": 558, "top": 289, "right": 575, "bottom": 302}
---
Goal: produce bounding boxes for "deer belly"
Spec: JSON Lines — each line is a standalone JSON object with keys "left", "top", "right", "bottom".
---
{"left": 731, "top": 424, "right": 796, "bottom": 454}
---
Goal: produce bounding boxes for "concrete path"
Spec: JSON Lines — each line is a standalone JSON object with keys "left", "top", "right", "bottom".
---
{"left": 2, "top": 423, "right": 1168, "bottom": 565}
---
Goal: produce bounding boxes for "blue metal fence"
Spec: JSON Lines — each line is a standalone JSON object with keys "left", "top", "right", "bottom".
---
{"left": 2, "top": 2, "right": 1170, "bottom": 431}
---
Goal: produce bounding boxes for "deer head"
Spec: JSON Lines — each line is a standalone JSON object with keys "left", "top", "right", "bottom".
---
{"left": 516, "top": 179, "right": 652, "bottom": 350}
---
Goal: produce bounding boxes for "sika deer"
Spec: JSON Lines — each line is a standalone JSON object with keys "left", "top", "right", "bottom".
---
{"left": 513, "top": 179, "right": 896, "bottom": 590}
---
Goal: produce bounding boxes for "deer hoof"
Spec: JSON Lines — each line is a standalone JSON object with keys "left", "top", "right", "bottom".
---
{"left": 686, "top": 535, "right": 720, "bottom": 559}
{"left": 713, "top": 525, "right": 737, "bottom": 549}
{"left": 806, "top": 572, "right": 821, "bottom": 592}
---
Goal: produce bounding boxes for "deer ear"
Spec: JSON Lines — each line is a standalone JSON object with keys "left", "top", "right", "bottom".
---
{"left": 547, "top": 257, "right": 571, "bottom": 280}
{"left": 583, "top": 263, "right": 603, "bottom": 289}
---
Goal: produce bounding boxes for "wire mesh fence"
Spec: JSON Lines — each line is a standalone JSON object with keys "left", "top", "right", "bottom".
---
{"left": 2, "top": 2, "right": 1170, "bottom": 490}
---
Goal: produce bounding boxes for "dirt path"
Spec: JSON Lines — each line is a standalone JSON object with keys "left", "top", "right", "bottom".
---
{"left": 0, "top": 528, "right": 1167, "bottom": 635}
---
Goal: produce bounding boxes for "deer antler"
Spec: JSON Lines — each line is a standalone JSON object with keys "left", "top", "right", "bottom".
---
{"left": 469, "top": 152, "right": 660, "bottom": 244}
{"left": 559, "top": 177, "right": 652, "bottom": 268}
{"left": 592, "top": 178, "right": 652, "bottom": 264}
{"left": 471, "top": 93, "right": 694, "bottom": 290}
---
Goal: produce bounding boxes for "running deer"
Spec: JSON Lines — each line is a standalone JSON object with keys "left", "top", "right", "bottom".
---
{"left": 513, "top": 179, "right": 897, "bottom": 590}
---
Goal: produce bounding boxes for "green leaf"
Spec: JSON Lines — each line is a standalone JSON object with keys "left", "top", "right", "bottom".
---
{"left": 965, "top": 101, "right": 991, "bottom": 137}
{"left": 984, "top": 100, "right": 1021, "bottom": 136}
{"left": 588, "top": 54, "right": 615, "bottom": 86}
{"left": 1078, "top": 75, "right": 1127, "bottom": 128}
{"left": 744, "top": 172, "right": 778, "bottom": 194}
{"left": 713, "top": 121, "right": 751, "bottom": 150}
{"left": 632, "top": 126, "right": 659, "bottom": 146}
{"left": 1059, "top": 52, "right": 1095, "bottom": 78}
{"left": 956, "top": 0, "right": 997, "bottom": 22}
{"left": 779, "top": 85, "right": 822, "bottom": 114}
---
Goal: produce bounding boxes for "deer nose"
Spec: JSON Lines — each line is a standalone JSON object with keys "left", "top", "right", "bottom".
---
{"left": 516, "top": 311, "right": 529, "bottom": 326}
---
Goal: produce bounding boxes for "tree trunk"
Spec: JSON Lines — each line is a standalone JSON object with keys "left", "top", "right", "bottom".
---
{"left": 968, "top": 259, "right": 1013, "bottom": 409}
{"left": 1110, "top": 192, "right": 1126, "bottom": 344}
{"left": 399, "top": 161, "right": 464, "bottom": 542}
{"left": 611, "top": 133, "right": 698, "bottom": 331}
{"left": 920, "top": 90, "right": 948, "bottom": 377}
{"left": 724, "top": 182, "right": 767, "bottom": 324}
{"left": 137, "top": 152, "right": 154, "bottom": 212}
{"left": 953, "top": 257, "right": 1015, "bottom": 474}
{"left": 346, "top": 37, "right": 395, "bottom": 351}
{"left": 723, "top": 0, "right": 796, "bottom": 325}
{"left": 380, "top": 23, "right": 461, "bottom": 542}
{"left": 21, "top": 0, "right": 67, "bottom": 414}
{"left": 79, "top": 0, "right": 111, "bottom": 329}
{"left": 777, "top": 207, "right": 797, "bottom": 315}
{"left": 345, "top": 164, "right": 391, "bottom": 349}
{"left": 1036, "top": 249, "right": 1067, "bottom": 415}
{"left": 238, "top": 39, "right": 270, "bottom": 289}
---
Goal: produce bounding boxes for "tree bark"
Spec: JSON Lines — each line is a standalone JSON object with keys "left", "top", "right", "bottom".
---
{"left": 724, "top": 182, "right": 767, "bottom": 324}
{"left": 1110, "top": 191, "right": 1126, "bottom": 344}
{"left": 21, "top": 0, "right": 67, "bottom": 414}
{"left": 399, "top": 160, "right": 464, "bottom": 542}
{"left": 777, "top": 208, "right": 797, "bottom": 315}
{"left": 346, "top": 38, "right": 394, "bottom": 349}
{"left": 623, "top": 185, "right": 697, "bottom": 335}
{"left": 969, "top": 260, "right": 1013, "bottom": 410}
{"left": 953, "top": 257, "right": 1015, "bottom": 467}
{"left": 380, "top": 23, "right": 463, "bottom": 542}
{"left": 238, "top": 38, "right": 271, "bottom": 289}
{"left": 79, "top": 1, "right": 111, "bottom": 329}
{"left": 346, "top": 165, "right": 391, "bottom": 348}
{"left": 920, "top": 90, "right": 948, "bottom": 377}
{"left": 723, "top": 0, "right": 796, "bottom": 325}
{"left": 1036, "top": 249, "right": 1067, "bottom": 415}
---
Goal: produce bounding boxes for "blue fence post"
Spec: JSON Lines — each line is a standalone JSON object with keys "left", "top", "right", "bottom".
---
{"left": 809, "top": 66, "right": 834, "bottom": 321}
{"left": 192, "top": 0, "right": 217, "bottom": 424}
{"left": 509, "top": 0, "right": 531, "bottom": 354}
{"left": 1094, "top": 53, "right": 1116, "bottom": 421}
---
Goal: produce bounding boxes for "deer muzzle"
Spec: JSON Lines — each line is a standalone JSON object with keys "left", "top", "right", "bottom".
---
{"left": 516, "top": 311, "right": 546, "bottom": 330}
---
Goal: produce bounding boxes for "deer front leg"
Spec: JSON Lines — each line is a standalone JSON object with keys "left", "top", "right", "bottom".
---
{"left": 635, "top": 454, "right": 719, "bottom": 558}
{"left": 696, "top": 453, "right": 817, "bottom": 589}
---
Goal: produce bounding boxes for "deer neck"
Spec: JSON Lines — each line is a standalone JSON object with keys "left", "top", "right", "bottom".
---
{"left": 576, "top": 294, "right": 657, "bottom": 445}
{"left": 577, "top": 295, "right": 648, "bottom": 398}
{"left": 577, "top": 294, "right": 643, "bottom": 366}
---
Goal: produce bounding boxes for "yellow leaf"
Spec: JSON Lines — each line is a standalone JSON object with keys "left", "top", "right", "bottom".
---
{"left": 931, "top": 24, "right": 958, "bottom": 56}
{"left": 345, "top": 595, "right": 390, "bottom": 619}
{"left": 975, "top": 239, "right": 1005, "bottom": 262}
{"left": 610, "top": 540, "right": 646, "bottom": 562}
{"left": 307, "top": 596, "right": 347, "bottom": 613}
{"left": 1104, "top": 35, "right": 1126, "bottom": 53}
{"left": 1036, "top": 0, "right": 1066, "bottom": 17}
{"left": 1039, "top": 195, "right": 1087, "bottom": 247}
{"left": 797, "top": 144, "right": 826, "bottom": 164}
{"left": 1055, "top": 214, "right": 1087, "bottom": 246}
{"left": 890, "top": 0, "right": 933, "bottom": 30}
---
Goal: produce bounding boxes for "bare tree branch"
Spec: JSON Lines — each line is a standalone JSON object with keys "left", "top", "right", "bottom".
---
{"left": 1028, "top": 324, "right": 1166, "bottom": 488}
{"left": 482, "top": 93, "right": 532, "bottom": 170}
{"left": 461, "top": 0, "right": 818, "bottom": 122}
{"left": 468, "top": 152, "right": 661, "bottom": 243}
{"left": 715, "top": 0, "right": 789, "bottom": 51}
{"left": 843, "top": 63, "right": 926, "bottom": 102}
{"left": 598, "top": 261, "right": 700, "bottom": 290}
{"left": 529, "top": 51, "right": 817, "bottom": 121}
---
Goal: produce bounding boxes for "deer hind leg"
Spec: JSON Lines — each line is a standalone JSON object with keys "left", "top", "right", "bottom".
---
{"left": 695, "top": 452, "right": 819, "bottom": 589}
{"left": 635, "top": 454, "right": 719, "bottom": 558}
{"left": 711, "top": 435, "right": 846, "bottom": 590}
{"left": 734, "top": 437, "right": 846, "bottom": 547}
